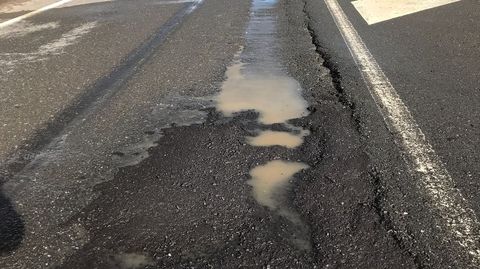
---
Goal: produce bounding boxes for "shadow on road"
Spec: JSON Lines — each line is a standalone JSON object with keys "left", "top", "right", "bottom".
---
{"left": 0, "top": 187, "right": 24, "bottom": 253}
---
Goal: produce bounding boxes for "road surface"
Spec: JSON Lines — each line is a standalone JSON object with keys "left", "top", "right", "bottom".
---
{"left": 0, "top": 0, "right": 478, "bottom": 268}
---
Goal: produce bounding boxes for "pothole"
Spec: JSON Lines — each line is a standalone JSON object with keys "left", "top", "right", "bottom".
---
{"left": 215, "top": 0, "right": 312, "bottom": 251}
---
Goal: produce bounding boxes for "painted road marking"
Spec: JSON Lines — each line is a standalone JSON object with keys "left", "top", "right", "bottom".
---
{"left": 0, "top": 21, "right": 59, "bottom": 38}
{"left": 0, "top": 0, "right": 195, "bottom": 29}
{"left": 324, "top": 0, "right": 480, "bottom": 265}
{"left": 0, "top": 22, "right": 97, "bottom": 74}
{"left": 351, "top": 0, "right": 461, "bottom": 25}
{"left": 0, "top": 0, "right": 74, "bottom": 29}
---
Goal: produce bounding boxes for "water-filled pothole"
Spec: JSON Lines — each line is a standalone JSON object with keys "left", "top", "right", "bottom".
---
{"left": 247, "top": 130, "right": 304, "bottom": 148}
{"left": 248, "top": 160, "right": 309, "bottom": 210}
{"left": 216, "top": 61, "right": 309, "bottom": 125}
{"left": 216, "top": 0, "right": 312, "bottom": 251}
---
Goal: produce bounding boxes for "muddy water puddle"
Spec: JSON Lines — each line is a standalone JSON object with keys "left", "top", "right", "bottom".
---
{"left": 216, "top": 0, "right": 312, "bottom": 250}
{"left": 248, "top": 160, "right": 311, "bottom": 250}
{"left": 248, "top": 160, "right": 308, "bottom": 210}
{"left": 247, "top": 130, "right": 304, "bottom": 148}
{"left": 113, "top": 253, "right": 154, "bottom": 269}
{"left": 216, "top": 61, "right": 308, "bottom": 125}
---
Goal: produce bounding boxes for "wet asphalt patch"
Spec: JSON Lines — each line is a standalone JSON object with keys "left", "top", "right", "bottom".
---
{"left": 0, "top": 0, "right": 422, "bottom": 267}
{"left": 60, "top": 109, "right": 317, "bottom": 268}
{"left": 60, "top": 93, "right": 413, "bottom": 268}
{"left": 62, "top": 0, "right": 417, "bottom": 267}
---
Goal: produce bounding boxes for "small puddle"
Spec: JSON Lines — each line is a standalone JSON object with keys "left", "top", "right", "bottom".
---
{"left": 248, "top": 160, "right": 311, "bottom": 250}
{"left": 216, "top": 0, "right": 312, "bottom": 250}
{"left": 248, "top": 160, "right": 308, "bottom": 210}
{"left": 113, "top": 253, "right": 154, "bottom": 269}
{"left": 216, "top": 61, "right": 309, "bottom": 125}
{"left": 247, "top": 130, "right": 304, "bottom": 148}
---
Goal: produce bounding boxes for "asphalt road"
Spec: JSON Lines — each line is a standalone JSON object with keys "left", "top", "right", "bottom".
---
{"left": 0, "top": 0, "right": 478, "bottom": 268}
{"left": 304, "top": 0, "right": 480, "bottom": 267}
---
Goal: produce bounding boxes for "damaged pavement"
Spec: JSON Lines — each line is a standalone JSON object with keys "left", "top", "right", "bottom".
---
{"left": 2, "top": 0, "right": 479, "bottom": 268}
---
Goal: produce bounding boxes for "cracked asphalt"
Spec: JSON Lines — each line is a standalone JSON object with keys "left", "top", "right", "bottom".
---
{"left": 0, "top": 0, "right": 479, "bottom": 268}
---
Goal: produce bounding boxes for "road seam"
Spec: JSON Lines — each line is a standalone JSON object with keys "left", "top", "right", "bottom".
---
{"left": 323, "top": 0, "right": 480, "bottom": 266}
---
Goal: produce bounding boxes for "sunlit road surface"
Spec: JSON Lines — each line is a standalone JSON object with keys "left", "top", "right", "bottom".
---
{"left": 0, "top": 0, "right": 479, "bottom": 268}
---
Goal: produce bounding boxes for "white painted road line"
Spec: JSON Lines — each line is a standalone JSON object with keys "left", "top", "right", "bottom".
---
{"left": 0, "top": 0, "right": 199, "bottom": 29}
{"left": 0, "top": 0, "right": 74, "bottom": 29}
{"left": 351, "top": 0, "right": 461, "bottom": 25}
{"left": 157, "top": 0, "right": 195, "bottom": 4}
{"left": 185, "top": 0, "right": 203, "bottom": 14}
{"left": 0, "top": 22, "right": 97, "bottom": 74}
{"left": 324, "top": 0, "right": 480, "bottom": 265}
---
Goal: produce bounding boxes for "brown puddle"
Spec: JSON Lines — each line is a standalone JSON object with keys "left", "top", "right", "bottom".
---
{"left": 248, "top": 160, "right": 308, "bottom": 210}
{"left": 217, "top": 58, "right": 311, "bottom": 214}
{"left": 247, "top": 160, "right": 312, "bottom": 250}
{"left": 216, "top": 61, "right": 309, "bottom": 125}
{"left": 216, "top": 0, "right": 313, "bottom": 251}
{"left": 113, "top": 253, "right": 154, "bottom": 269}
{"left": 247, "top": 130, "right": 304, "bottom": 149}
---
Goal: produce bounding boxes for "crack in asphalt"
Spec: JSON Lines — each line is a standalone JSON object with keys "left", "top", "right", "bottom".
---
{"left": 301, "top": 0, "right": 362, "bottom": 135}
{"left": 300, "top": 0, "right": 420, "bottom": 267}
{"left": 369, "top": 168, "right": 425, "bottom": 269}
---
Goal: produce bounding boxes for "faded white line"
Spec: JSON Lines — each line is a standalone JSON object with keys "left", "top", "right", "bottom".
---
{"left": 324, "top": 0, "right": 480, "bottom": 265}
{"left": 0, "top": 22, "right": 97, "bottom": 74}
{"left": 38, "top": 21, "right": 97, "bottom": 54}
{"left": 0, "top": 21, "right": 59, "bottom": 38}
{"left": 0, "top": 0, "right": 74, "bottom": 29}
{"left": 0, "top": 0, "right": 195, "bottom": 15}
{"left": 185, "top": 0, "right": 202, "bottom": 14}
{"left": 352, "top": 0, "right": 461, "bottom": 25}
{"left": 154, "top": 0, "right": 195, "bottom": 4}
{"left": 0, "top": 0, "right": 110, "bottom": 13}
{"left": 0, "top": 0, "right": 198, "bottom": 28}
